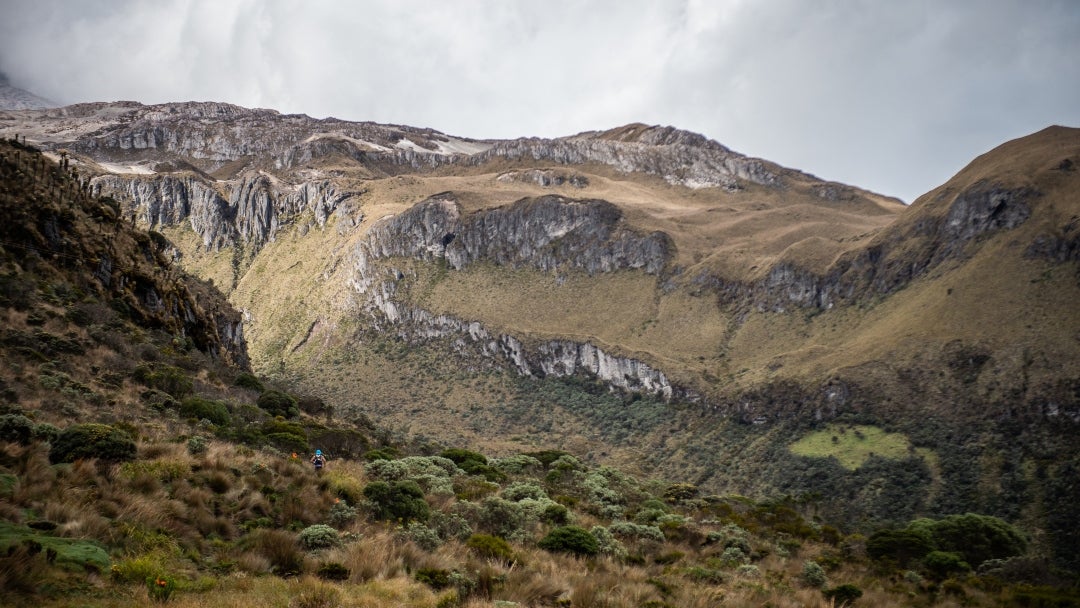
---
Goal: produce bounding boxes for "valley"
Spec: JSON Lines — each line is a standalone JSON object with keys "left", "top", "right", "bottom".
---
{"left": 0, "top": 102, "right": 1078, "bottom": 605}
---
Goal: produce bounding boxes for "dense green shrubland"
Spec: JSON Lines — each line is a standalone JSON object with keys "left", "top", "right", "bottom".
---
{"left": 4, "top": 407, "right": 1079, "bottom": 607}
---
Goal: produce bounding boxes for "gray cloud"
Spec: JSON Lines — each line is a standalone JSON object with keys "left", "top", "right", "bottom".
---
{"left": 1, "top": 0, "right": 1077, "bottom": 202}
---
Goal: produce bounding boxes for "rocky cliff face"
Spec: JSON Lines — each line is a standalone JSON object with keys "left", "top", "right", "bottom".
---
{"left": 697, "top": 180, "right": 1040, "bottom": 313}
{"left": 350, "top": 192, "right": 684, "bottom": 399}
{"left": 466, "top": 124, "right": 781, "bottom": 190}
{"left": 90, "top": 172, "right": 364, "bottom": 250}
{"left": 364, "top": 193, "right": 673, "bottom": 275}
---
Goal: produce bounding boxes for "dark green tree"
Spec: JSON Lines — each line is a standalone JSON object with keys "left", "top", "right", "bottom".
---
{"left": 922, "top": 551, "right": 971, "bottom": 580}
{"left": 927, "top": 513, "right": 1027, "bottom": 568}
{"left": 362, "top": 480, "right": 430, "bottom": 523}
{"left": 538, "top": 526, "right": 599, "bottom": 557}
{"left": 48, "top": 423, "right": 136, "bottom": 463}
{"left": 866, "top": 528, "right": 935, "bottom": 567}
{"left": 257, "top": 389, "right": 299, "bottom": 418}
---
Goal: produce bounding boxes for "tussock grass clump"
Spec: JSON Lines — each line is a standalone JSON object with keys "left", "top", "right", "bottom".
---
{"left": 248, "top": 528, "right": 303, "bottom": 576}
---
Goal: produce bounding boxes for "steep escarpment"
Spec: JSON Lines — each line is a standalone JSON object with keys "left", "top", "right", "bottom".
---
{"left": 364, "top": 193, "right": 672, "bottom": 275}
{"left": 91, "top": 172, "right": 364, "bottom": 250}
{"left": 0, "top": 138, "right": 247, "bottom": 365}
{"left": 698, "top": 179, "right": 1042, "bottom": 313}
{"left": 350, "top": 193, "right": 681, "bottom": 398}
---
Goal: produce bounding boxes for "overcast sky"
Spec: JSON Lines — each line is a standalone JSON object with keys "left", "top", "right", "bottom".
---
{"left": 1, "top": 0, "right": 1078, "bottom": 202}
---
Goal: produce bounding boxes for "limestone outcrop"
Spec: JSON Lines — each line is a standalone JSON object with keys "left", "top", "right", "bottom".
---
{"left": 698, "top": 181, "right": 1038, "bottom": 313}
{"left": 348, "top": 193, "right": 683, "bottom": 399}
{"left": 90, "top": 172, "right": 363, "bottom": 250}
{"left": 364, "top": 193, "right": 673, "bottom": 275}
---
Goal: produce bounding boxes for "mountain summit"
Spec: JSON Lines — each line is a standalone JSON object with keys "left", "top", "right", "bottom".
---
{"left": 0, "top": 73, "right": 55, "bottom": 110}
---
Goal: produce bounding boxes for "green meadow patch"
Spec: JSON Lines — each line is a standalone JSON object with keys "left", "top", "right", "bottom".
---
{"left": 0, "top": 521, "right": 110, "bottom": 571}
{"left": 789, "top": 424, "right": 915, "bottom": 470}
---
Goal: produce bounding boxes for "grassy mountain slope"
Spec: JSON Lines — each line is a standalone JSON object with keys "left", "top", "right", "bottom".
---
{"left": 3, "top": 104, "right": 1079, "bottom": 571}
{"left": 2, "top": 138, "right": 1080, "bottom": 607}
{"left": 144, "top": 124, "right": 1079, "bottom": 568}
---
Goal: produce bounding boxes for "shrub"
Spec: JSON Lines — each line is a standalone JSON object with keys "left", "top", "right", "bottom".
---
{"left": 362, "top": 480, "right": 430, "bottom": 523}
{"left": 399, "top": 456, "right": 464, "bottom": 478}
{"left": 364, "top": 447, "right": 399, "bottom": 461}
{"left": 133, "top": 364, "right": 192, "bottom": 398}
{"left": 922, "top": 550, "right": 971, "bottom": 580}
{"left": 440, "top": 448, "right": 504, "bottom": 481}
{"left": 440, "top": 448, "right": 486, "bottom": 469}
{"left": 540, "top": 503, "right": 570, "bottom": 525}
{"left": 142, "top": 389, "right": 180, "bottom": 412}
{"left": 265, "top": 432, "right": 310, "bottom": 454}
{"left": 234, "top": 372, "right": 264, "bottom": 392}
{"left": 686, "top": 566, "right": 727, "bottom": 585}
{"left": 179, "top": 397, "right": 230, "bottom": 426}
{"left": 431, "top": 511, "right": 473, "bottom": 542}
{"left": 365, "top": 458, "right": 409, "bottom": 481}
{"left": 491, "top": 454, "right": 543, "bottom": 474}
{"left": 477, "top": 496, "right": 529, "bottom": 539}
{"left": 259, "top": 420, "right": 308, "bottom": 452}
{"left": 415, "top": 567, "right": 452, "bottom": 590}
{"left": 719, "top": 546, "right": 749, "bottom": 567}
{"left": 609, "top": 521, "right": 665, "bottom": 543}
{"left": 48, "top": 423, "right": 136, "bottom": 463}
{"left": 402, "top": 522, "right": 441, "bottom": 551}
{"left": 186, "top": 435, "right": 208, "bottom": 456}
{"left": 550, "top": 454, "right": 583, "bottom": 471}
{"left": 30, "top": 422, "right": 59, "bottom": 444}
{"left": 257, "top": 390, "right": 299, "bottom": 418}
{"left": 299, "top": 524, "right": 340, "bottom": 550}
{"left": 465, "top": 534, "right": 514, "bottom": 563}
{"left": 663, "top": 482, "right": 699, "bottom": 503}
{"left": 925, "top": 513, "right": 1027, "bottom": 568}
{"left": 634, "top": 508, "right": 668, "bottom": 525}
{"left": 327, "top": 500, "right": 357, "bottom": 527}
{"left": 737, "top": 564, "right": 761, "bottom": 578}
{"left": 866, "top": 528, "right": 934, "bottom": 567}
{"left": 501, "top": 481, "right": 547, "bottom": 502}
{"left": 823, "top": 583, "right": 863, "bottom": 606}
{"left": 0, "top": 414, "right": 34, "bottom": 443}
{"left": 524, "top": 449, "right": 572, "bottom": 466}
{"left": 538, "top": 526, "right": 598, "bottom": 557}
{"left": 308, "top": 427, "right": 367, "bottom": 459}
{"left": 590, "top": 526, "right": 628, "bottom": 559}
{"left": 111, "top": 552, "right": 169, "bottom": 584}
{"left": 802, "top": 560, "right": 827, "bottom": 588}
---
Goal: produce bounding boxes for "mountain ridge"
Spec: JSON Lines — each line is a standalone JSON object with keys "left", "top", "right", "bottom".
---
{"left": 2, "top": 100, "right": 1079, "bottom": 568}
